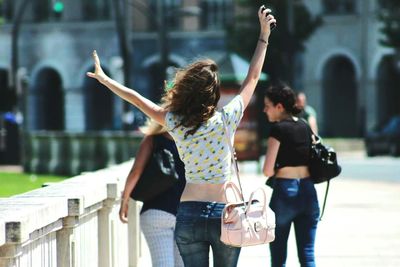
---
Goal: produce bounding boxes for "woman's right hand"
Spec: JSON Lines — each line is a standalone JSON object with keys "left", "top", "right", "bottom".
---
{"left": 119, "top": 197, "right": 129, "bottom": 223}
{"left": 86, "top": 50, "right": 109, "bottom": 84}
{"left": 258, "top": 6, "right": 276, "bottom": 40}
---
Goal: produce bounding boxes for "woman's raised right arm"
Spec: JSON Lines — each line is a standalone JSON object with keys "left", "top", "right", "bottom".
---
{"left": 87, "top": 51, "right": 167, "bottom": 125}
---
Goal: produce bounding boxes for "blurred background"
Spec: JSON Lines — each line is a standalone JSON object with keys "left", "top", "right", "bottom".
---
{"left": 0, "top": 0, "right": 399, "bottom": 177}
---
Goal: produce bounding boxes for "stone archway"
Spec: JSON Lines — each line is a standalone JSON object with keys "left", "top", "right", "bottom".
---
{"left": 0, "top": 68, "right": 20, "bottom": 164}
{"left": 30, "top": 67, "right": 64, "bottom": 130}
{"left": 146, "top": 62, "right": 180, "bottom": 103}
{"left": 322, "top": 56, "right": 358, "bottom": 137}
{"left": 376, "top": 55, "right": 400, "bottom": 127}
{"left": 0, "top": 69, "right": 13, "bottom": 111}
{"left": 83, "top": 68, "right": 114, "bottom": 131}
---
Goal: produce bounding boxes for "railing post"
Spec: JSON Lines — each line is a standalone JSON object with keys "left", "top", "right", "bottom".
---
{"left": 57, "top": 216, "right": 79, "bottom": 267}
{"left": 0, "top": 243, "right": 21, "bottom": 267}
{"left": 98, "top": 199, "right": 113, "bottom": 267}
{"left": 128, "top": 199, "right": 141, "bottom": 267}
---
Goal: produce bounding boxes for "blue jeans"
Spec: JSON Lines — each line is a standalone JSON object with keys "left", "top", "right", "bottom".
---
{"left": 269, "top": 178, "right": 320, "bottom": 267}
{"left": 175, "top": 201, "right": 241, "bottom": 267}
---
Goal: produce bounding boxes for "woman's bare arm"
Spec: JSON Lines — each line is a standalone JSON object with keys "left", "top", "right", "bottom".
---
{"left": 240, "top": 6, "right": 276, "bottom": 109}
{"left": 263, "top": 137, "right": 280, "bottom": 177}
{"left": 87, "top": 51, "right": 167, "bottom": 125}
{"left": 119, "top": 135, "right": 154, "bottom": 223}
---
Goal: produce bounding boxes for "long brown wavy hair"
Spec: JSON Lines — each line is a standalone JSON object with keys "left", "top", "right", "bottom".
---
{"left": 162, "top": 59, "right": 220, "bottom": 138}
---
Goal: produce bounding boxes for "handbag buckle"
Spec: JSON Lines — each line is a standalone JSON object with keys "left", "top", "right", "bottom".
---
{"left": 254, "top": 221, "right": 263, "bottom": 232}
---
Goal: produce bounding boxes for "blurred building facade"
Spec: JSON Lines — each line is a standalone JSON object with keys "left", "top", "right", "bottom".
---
{"left": 0, "top": 0, "right": 398, "bottom": 138}
{"left": 0, "top": 0, "right": 239, "bottom": 170}
{"left": 303, "top": 0, "right": 400, "bottom": 137}
{"left": 0, "top": 0, "right": 234, "bottom": 133}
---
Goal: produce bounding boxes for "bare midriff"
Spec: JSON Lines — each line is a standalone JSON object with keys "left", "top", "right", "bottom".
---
{"left": 274, "top": 166, "right": 310, "bottom": 179}
{"left": 180, "top": 183, "right": 227, "bottom": 203}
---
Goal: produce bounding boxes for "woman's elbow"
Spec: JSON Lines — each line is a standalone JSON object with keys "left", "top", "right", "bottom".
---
{"left": 263, "top": 168, "right": 274, "bottom": 177}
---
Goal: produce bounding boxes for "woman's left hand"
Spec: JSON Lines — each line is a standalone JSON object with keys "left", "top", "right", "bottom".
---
{"left": 119, "top": 198, "right": 129, "bottom": 223}
{"left": 258, "top": 6, "right": 276, "bottom": 40}
{"left": 86, "top": 50, "right": 109, "bottom": 83}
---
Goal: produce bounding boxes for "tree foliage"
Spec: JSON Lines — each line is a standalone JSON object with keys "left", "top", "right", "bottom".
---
{"left": 227, "top": 0, "right": 322, "bottom": 83}
{"left": 378, "top": 0, "right": 400, "bottom": 48}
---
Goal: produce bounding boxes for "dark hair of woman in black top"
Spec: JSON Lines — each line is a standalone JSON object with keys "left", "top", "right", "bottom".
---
{"left": 262, "top": 84, "right": 320, "bottom": 267}
{"left": 265, "top": 84, "right": 302, "bottom": 116}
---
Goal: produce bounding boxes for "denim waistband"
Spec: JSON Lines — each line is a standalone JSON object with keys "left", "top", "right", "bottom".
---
{"left": 178, "top": 201, "right": 226, "bottom": 211}
{"left": 177, "top": 201, "right": 226, "bottom": 219}
{"left": 273, "top": 177, "right": 312, "bottom": 182}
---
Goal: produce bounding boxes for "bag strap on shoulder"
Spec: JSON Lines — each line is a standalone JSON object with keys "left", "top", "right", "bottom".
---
{"left": 221, "top": 112, "right": 246, "bottom": 205}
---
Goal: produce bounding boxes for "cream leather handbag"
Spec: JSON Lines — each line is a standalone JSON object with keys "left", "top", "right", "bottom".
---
{"left": 220, "top": 112, "right": 275, "bottom": 247}
{"left": 221, "top": 182, "right": 276, "bottom": 247}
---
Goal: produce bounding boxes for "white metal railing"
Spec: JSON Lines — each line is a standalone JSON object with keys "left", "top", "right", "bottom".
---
{"left": 0, "top": 161, "right": 142, "bottom": 267}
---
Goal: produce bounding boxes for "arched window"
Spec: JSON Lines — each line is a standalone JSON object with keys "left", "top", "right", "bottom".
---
{"left": 83, "top": 69, "right": 114, "bottom": 131}
{"left": 0, "top": 69, "right": 13, "bottom": 112}
{"left": 377, "top": 55, "right": 400, "bottom": 125}
{"left": 31, "top": 68, "right": 64, "bottom": 130}
{"left": 147, "top": 61, "right": 179, "bottom": 102}
{"left": 322, "top": 56, "right": 358, "bottom": 137}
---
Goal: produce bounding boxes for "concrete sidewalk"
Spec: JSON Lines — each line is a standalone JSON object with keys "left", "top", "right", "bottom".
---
{"left": 237, "top": 174, "right": 400, "bottom": 267}
{"left": 138, "top": 173, "right": 400, "bottom": 267}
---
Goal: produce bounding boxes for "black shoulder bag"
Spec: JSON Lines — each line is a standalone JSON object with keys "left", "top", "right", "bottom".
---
{"left": 308, "top": 128, "right": 342, "bottom": 220}
{"left": 130, "top": 135, "right": 179, "bottom": 202}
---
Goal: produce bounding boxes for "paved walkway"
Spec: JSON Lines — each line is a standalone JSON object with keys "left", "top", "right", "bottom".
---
{"left": 138, "top": 171, "right": 400, "bottom": 267}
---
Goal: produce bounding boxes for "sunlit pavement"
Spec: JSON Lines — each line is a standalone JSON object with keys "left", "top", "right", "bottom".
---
{"left": 237, "top": 173, "right": 400, "bottom": 267}
{"left": 139, "top": 154, "right": 400, "bottom": 266}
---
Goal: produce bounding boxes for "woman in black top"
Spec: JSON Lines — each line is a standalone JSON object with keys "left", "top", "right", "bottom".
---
{"left": 119, "top": 121, "right": 186, "bottom": 267}
{"left": 262, "top": 85, "right": 319, "bottom": 267}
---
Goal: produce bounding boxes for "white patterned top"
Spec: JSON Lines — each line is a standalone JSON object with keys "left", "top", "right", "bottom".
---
{"left": 165, "top": 95, "right": 244, "bottom": 184}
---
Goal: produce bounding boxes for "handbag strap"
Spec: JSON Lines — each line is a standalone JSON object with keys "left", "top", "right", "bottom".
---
{"left": 302, "top": 119, "right": 330, "bottom": 221}
{"left": 223, "top": 181, "right": 243, "bottom": 203}
{"left": 245, "top": 187, "right": 267, "bottom": 214}
{"left": 319, "top": 180, "right": 330, "bottom": 221}
{"left": 221, "top": 112, "right": 246, "bottom": 204}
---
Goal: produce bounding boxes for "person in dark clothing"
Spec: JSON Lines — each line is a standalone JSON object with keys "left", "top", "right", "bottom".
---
{"left": 263, "top": 85, "right": 319, "bottom": 267}
{"left": 296, "top": 92, "right": 318, "bottom": 135}
{"left": 119, "top": 121, "right": 186, "bottom": 267}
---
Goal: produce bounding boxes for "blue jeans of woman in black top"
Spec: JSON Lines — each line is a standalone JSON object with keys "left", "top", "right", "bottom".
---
{"left": 269, "top": 178, "right": 320, "bottom": 267}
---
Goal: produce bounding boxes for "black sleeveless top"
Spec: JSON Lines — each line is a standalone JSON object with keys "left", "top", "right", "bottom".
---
{"left": 269, "top": 118, "right": 311, "bottom": 169}
{"left": 140, "top": 134, "right": 186, "bottom": 216}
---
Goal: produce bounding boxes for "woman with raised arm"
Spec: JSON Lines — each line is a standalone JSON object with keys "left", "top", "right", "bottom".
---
{"left": 87, "top": 6, "right": 276, "bottom": 267}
